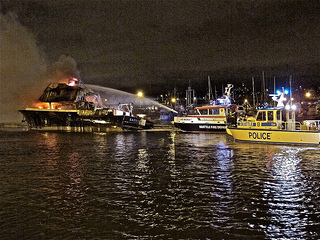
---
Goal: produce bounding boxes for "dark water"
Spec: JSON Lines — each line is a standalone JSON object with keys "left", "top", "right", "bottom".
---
{"left": 0, "top": 129, "right": 319, "bottom": 239}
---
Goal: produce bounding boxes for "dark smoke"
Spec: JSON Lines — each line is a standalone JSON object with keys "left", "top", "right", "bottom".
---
{"left": 44, "top": 55, "right": 81, "bottom": 84}
{"left": 0, "top": 10, "right": 47, "bottom": 123}
{"left": 0, "top": 7, "right": 81, "bottom": 123}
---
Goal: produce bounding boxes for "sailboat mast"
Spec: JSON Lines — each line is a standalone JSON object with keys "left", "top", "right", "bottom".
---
{"left": 252, "top": 77, "right": 255, "bottom": 107}
{"left": 289, "top": 75, "right": 292, "bottom": 106}
{"left": 208, "top": 76, "right": 213, "bottom": 101}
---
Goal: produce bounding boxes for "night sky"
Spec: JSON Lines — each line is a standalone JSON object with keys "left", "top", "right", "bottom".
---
{"left": 1, "top": 0, "right": 320, "bottom": 121}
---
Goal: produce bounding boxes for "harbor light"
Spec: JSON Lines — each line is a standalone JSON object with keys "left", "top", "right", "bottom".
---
{"left": 137, "top": 91, "right": 143, "bottom": 97}
{"left": 171, "top": 98, "right": 176, "bottom": 103}
{"left": 306, "top": 92, "right": 311, "bottom": 98}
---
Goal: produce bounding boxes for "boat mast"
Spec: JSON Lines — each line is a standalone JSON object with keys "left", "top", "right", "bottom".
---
{"left": 289, "top": 75, "right": 292, "bottom": 107}
{"left": 273, "top": 77, "right": 276, "bottom": 107}
{"left": 186, "top": 81, "right": 195, "bottom": 109}
{"left": 208, "top": 76, "right": 213, "bottom": 101}
{"left": 261, "top": 71, "right": 266, "bottom": 105}
{"left": 252, "top": 77, "right": 255, "bottom": 107}
{"left": 214, "top": 85, "right": 217, "bottom": 100}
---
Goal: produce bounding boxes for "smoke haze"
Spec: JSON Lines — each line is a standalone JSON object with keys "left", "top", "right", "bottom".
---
{"left": 0, "top": 11, "right": 47, "bottom": 123}
{"left": 0, "top": 9, "right": 83, "bottom": 123}
{"left": 0, "top": 6, "right": 175, "bottom": 123}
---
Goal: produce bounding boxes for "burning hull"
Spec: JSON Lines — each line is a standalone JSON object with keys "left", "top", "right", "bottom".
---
{"left": 19, "top": 80, "right": 153, "bottom": 132}
{"left": 20, "top": 108, "right": 153, "bottom": 132}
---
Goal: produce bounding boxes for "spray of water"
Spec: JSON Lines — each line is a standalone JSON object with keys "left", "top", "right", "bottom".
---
{"left": 86, "top": 84, "right": 177, "bottom": 113}
{"left": 0, "top": 11, "right": 47, "bottom": 123}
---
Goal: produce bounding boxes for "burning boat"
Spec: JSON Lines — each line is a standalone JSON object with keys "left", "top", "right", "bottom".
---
{"left": 19, "top": 78, "right": 153, "bottom": 132}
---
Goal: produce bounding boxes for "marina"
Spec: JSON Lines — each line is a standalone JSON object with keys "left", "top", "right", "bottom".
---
{"left": 2, "top": 2, "right": 320, "bottom": 239}
{"left": 1, "top": 129, "right": 319, "bottom": 239}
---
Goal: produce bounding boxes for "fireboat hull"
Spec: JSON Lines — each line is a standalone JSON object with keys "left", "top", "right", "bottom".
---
{"left": 174, "top": 116, "right": 227, "bottom": 133}
{"left": 174, "top": 122, "right": 226, "bottom": 133}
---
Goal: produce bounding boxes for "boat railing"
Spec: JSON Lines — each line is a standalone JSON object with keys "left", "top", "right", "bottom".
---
{"left": 302, "top": 120, "right": 320, "bottom": 130}
{"left": 282, "top": 121, "right": 302, "bottom": 131}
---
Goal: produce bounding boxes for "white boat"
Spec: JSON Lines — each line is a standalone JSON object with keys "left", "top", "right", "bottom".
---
{"left": 227, "top": 91, "right": 320, "bottom": 145}
{"left": 174, "top": 84, "right": 236, "bottom": 133}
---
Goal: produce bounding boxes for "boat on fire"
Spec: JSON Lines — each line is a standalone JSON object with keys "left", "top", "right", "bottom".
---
{"left": 226, "top": 91, "right": 320, "bottom": 145}
{"left": 174, "top": 84, "right": 236, "bottom": 132}
{"left": 19, "top": 78, "right": 153, "bottom": 132}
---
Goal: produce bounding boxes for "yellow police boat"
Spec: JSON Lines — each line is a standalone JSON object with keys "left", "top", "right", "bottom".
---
{"left": 226, "top": 91, "right": 320, "bottom": 145}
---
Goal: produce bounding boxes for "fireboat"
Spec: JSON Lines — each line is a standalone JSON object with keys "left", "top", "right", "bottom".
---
{"left": 173, "top": 84, "right": 236, "bottom": 133}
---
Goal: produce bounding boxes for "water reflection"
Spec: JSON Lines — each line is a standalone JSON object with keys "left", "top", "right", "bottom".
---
{"left": 264, "top": 147, "right": 319, "bottom": 239}
{"left": 1, "top": 131, "right": 320, "bottom": 239}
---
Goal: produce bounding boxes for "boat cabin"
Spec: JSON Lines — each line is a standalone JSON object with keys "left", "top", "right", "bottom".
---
{"left": 195, "top": 106, "right": 226, "bottom": 117}
{"left": 237, "top": 108, "right": 297, "bottom": 130}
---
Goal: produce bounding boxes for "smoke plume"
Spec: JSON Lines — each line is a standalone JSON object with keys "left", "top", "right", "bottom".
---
{"left": 44, "top": 55, "right": 81, "bottom": 84}
{"left": 0, "top": 11, "right": 47, "bottom": 123}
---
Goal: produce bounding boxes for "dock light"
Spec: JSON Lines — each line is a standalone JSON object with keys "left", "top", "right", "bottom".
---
{"left": 171, "top": 98, "right": 176, "bottom": 103}
{"left": 137, "top": 91, "right": 143, "bottom": 97}
{"left": 306, "top": 92, "right": 311, "bottom": 98}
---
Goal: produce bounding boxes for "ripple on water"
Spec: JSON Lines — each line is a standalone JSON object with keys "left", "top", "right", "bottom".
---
{"left": 0, "top": 131, "right": 320, "bottom": 239}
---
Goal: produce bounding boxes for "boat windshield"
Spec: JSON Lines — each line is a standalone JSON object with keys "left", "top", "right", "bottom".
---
{"left": 256, "top": 111, "right": 266, "bottom": 121}
{"left": 256, "top": 109, "right": 282, "bottom": 121}
{"left": 267, "top": 111, "right": 274, "bottom": 121}
{"left": 197, "top": 109, "right": 208, "bottom": 115}
{"left": 210, "top": 109, "right": 220, "bottom": 115}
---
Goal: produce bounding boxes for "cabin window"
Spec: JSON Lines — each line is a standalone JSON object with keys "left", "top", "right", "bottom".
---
{"left": 267, "top": 111, "right": 274, "bottom": 121}
{"left": 198, "top": 109, "right": 208, "bottom": 115}
{"left": 277, "top": 110, "right": 281, "bottom": 121}
{"left": 256, "top": 111, "right": 266, "bottom": 121}
{"left": 210, "top": 109, "right": 220, "bottom": 115}
{"left": 289, "top": 111, "right": 295, "bottom": 119}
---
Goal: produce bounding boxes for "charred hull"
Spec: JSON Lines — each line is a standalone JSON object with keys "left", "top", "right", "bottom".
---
{"left": 20, "top": 109, "right": 153, "bottom": 132}
{"left": 20, "top": 109, "right": 149, "bottom": 132}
